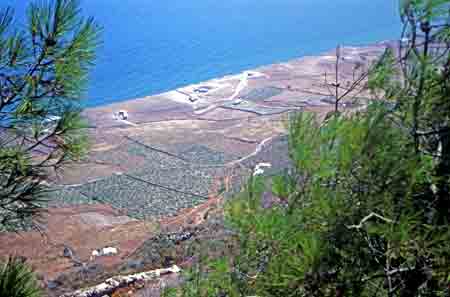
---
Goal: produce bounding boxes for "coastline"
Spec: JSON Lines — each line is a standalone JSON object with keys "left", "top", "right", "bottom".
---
{"left": 85, "top": 40, "right": 395, "bottom": 111}
{"left": 59, "top": 41, "right": 393, "bottom": 220}
{"left": 1, "top": 42, "right": 394, "bottom": 292}
{"left": 83, "top": 40, "right": 394, "bottom": 130}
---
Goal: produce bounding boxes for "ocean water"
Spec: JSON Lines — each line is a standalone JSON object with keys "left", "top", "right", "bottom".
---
{"left": 5, "top": 0, "right": 401, "bottom": 107}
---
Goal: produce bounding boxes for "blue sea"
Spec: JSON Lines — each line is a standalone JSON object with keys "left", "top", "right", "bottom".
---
{"left": 5, "top": 0, "right": 400, "bottom": 107}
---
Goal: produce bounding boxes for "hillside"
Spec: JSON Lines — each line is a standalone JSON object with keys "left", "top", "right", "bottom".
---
{"left": 0, "top": 42, "right": 390, "bottom": 297}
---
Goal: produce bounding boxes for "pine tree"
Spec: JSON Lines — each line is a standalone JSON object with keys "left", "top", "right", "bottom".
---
{"left": 0, "top": 257, "right": 41, "bottom": 297}
{"left": 0, "top": 0, "right": 100, "bottom": 231}
{"left": 173, "top": 1, "right": 450, "bottom": 296}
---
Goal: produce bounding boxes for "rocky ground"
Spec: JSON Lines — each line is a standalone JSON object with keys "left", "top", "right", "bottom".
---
{"left": 0, "top": 41, "right": 394, "bottom": 296}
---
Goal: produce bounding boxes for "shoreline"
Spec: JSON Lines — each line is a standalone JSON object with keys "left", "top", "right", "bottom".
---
{"left": 84, "top": 40, "right": 396, "bottom": 111}
{"left": 83, "top": 40, "right": 394, "bottom": 132}
{"left": 69, "top": 40, "right": 392, "bottom": 220}
{"left": 0, "top": 41, "right": 395, "bottom": 294}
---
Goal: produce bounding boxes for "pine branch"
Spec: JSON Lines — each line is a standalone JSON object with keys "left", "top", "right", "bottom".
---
{"left": 347, "top": 212, "right": 394, "bottom": 229}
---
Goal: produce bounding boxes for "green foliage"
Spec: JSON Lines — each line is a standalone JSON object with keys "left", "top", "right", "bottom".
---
{"left": 368, "top": 48, "right": 400, "bottom": 99}
{"left": 271, "top": 173, "right": 296, "bottom": 199}
{"left": 163, "top": 256, "right": 242, "bottom": 297}
{"left": 175, "top": 1, "right": 450, "bottom": 296}
{"left": 0, "top": 0, "right": 100, "bottom": 230}
{"left": 189, "top": 104, "right": 448, "bottom": 297}
{"left": 0, "top": 257, "right": 41, "bottom": 297}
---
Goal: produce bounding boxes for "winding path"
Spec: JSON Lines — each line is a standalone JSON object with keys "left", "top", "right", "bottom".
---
{"left": 194, "top": 72, "right": 249, "bottom": 115}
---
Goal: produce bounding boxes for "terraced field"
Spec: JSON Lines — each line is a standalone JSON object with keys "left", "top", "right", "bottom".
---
{"left": 0, "top": 42, "right": 393, "bottom": 297}
{"left": 49, "top": 43, "right": 389, "bottom": 221}
{"left": 50, "top": 142, "right": 238, "bottom": 218}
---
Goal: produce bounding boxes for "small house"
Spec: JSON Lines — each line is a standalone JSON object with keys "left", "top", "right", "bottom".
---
{"left": 114, "top": 110, "right": 129, "bottom": 120}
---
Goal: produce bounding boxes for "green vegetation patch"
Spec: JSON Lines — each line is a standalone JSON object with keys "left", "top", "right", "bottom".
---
{"left": 241, "top": 87, "right": 284, "bottom": 102}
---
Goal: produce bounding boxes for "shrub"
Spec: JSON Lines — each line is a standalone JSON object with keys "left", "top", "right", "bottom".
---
{"left": 0, "top": 257, "right": 41, "bottom": 297}
{"left": 173, "top": 1, "right": 450, "bottom": 295}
